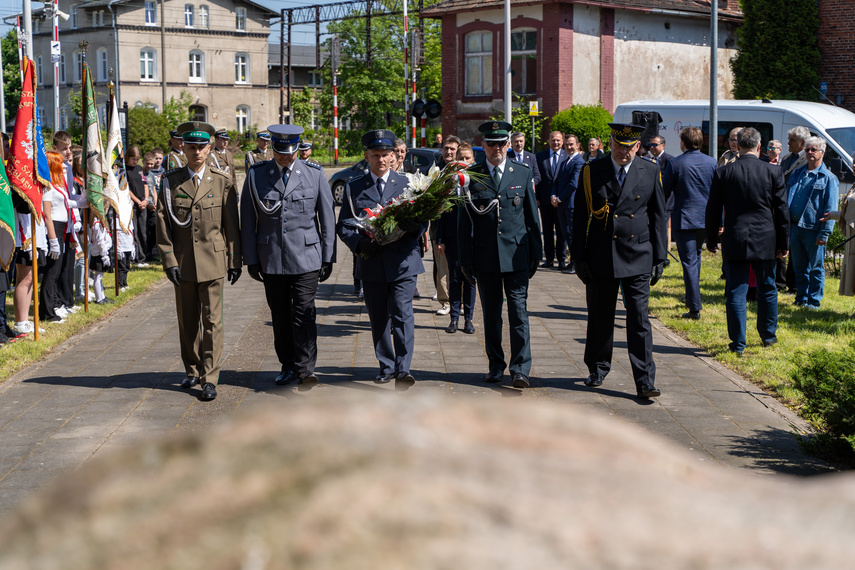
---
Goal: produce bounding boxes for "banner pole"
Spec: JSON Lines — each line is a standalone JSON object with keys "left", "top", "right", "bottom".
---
{"left": 83, "top": 208, "right": 89, "bottom": 312}
{"left": 31, "top": 211, "right": 39, "bottom": 341}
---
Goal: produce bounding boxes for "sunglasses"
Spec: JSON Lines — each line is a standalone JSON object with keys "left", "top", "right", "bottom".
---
{"left": 648, "top": 143, "right": 660, "bottom": 147}
{"left": 483, "top": 140, "right": 507, "bottom": 147}
{"left": 804, "top": 147, "right": 823, "bottom": 153}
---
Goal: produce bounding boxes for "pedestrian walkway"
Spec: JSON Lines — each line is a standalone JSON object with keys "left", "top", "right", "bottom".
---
{"left": 0, "top": 247, "right": 832, "bottom": 515}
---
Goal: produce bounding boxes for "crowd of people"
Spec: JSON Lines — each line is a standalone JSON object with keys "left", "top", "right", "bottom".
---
{"left": 5, "top": 116, "right": 854, "bottom": 402}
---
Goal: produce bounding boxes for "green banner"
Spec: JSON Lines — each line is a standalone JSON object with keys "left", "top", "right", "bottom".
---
{"left": 0, "top": 159, "right": 15, "bottom": 271}
{"left": 81, "top": 63, "right": 108, "bottom": 229}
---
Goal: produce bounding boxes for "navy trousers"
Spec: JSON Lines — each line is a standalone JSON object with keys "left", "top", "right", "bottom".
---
{"left": 362, "top": 275, "right": 417, "bottom": 375}
{"left": 675, "top": 229, "right": 706, "bottom": 312}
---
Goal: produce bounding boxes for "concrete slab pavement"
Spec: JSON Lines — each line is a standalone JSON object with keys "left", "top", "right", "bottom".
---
{"left": 0, "top": 240, "right": 832, "bottom": 515}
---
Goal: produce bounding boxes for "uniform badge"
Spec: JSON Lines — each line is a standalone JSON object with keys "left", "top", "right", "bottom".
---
{"left": 508, "top": 167, "right": 513, "bottom": 172}
{"left": 492, "top": 122, "right": 499, "bottom": 130}
{"left": 513, "top": 196, "right": 521, "bottom": 206}
{"left": 375, "top": 130, "right": 383, "bottom": 139}
{"left": 177, "top": 208, "right": 185, "bottom": 217}
{"left": 296, "top": 170, "right": 300, "bottom": 175}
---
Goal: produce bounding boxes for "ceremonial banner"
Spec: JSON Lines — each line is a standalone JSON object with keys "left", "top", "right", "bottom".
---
{"left": 7, "top": 58, "right": 43, "bottom": 221}
{"left": 104, "top": 89, "right": 132, "bottom": 231}
{"left": 33, "top": 81, "right": 52, "bottom": 189}
{"left": 0, "top": 160, "right": 14, "bottom": 270}
{"left": 81, "top": 62, "right": 108, "bottom": 228}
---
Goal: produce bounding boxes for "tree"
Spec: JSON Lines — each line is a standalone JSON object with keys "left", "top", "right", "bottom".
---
{"left": 730, "top": 0, "right": 820, "bottom": 100}
{"left": 2, "top": 29, "right": 22, "bottom": 127}
{"left": 163, "top": 90, "right": 193, "bottom": 126}
{"left": 490, "top": 93, "right": 548, "bottom": 152}
{"left": 550, "top": 104, "right": 613, "bottom": 151}
{"left": 128, "top": 105, "right": 171, "bottom": 152}
{"left": 317, "top": 0, "right": 442, "bottom": 135}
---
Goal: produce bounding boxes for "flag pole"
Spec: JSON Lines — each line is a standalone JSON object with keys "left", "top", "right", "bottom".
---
{"left": 83, "top": 208, "right": 89, "bottom": 312}
{"left": 31, "top": 212, "right": 39, "bottom": 341}
{"left": 108, "top": 79, "right": 120, "bottom": 296}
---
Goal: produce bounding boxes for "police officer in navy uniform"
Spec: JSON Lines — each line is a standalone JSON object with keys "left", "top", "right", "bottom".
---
{"left": 156, "top": 121, "right": 242, "bottom": 401}
{"left": 245, "top": 131, "right": 273, "bottom": 169}
{"left": 458, "top": 121, "right": 543, "bottom": 388}
{"left": 241, "top": 125, "right": 336, "bottom": 387}
{"left": 166, "top": 130, "right": 187, "bottom": 170}
{"left": 298, "top": 141, "right": 322, "bottom": 171}
{"left": 336, "top": 129, "right": 428, "bottom": 386}
{"left": 571, "top": 123, "right": 667, "bottom": 399}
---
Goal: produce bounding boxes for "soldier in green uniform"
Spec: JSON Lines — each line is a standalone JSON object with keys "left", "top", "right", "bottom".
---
{"left": 245, "top": 131, "right": 273, "bottom": 169}
{"left": 166, "top": 130, "right": 187, "bottom": 170}
{"left": 458, "top": 121, "right": 543, "bottom": 388}
{"left": 156, "top": 121, "right": 242, "bottom": 401}
{"left": 209, "top": 128, "right": 236, "bottom": 188}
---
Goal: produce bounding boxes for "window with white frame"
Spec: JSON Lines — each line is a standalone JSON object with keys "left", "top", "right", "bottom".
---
{"left": 235, "top": 53, "right": 249, "bottom": 83}
{"left": 59, "top": 54, "right": 66, "bottom": 84}
{"left": 73, "top": 51, "right": 83, "bottom": 83}
{"left": 308, "top": 71, "right": 323, "bottom": 87}
{"left": 235, "top": 7, "right": 247, "bottom": 31}
{"left": 71, "top": 6, "right": 78, "bottom": 28}
{"left": 184, "top": 4, "right": 194, "bottom": 27}
{"left": 36, "top": 56, "right": 43, "bottom": 85}
{"left": 97, "top": 48, "right": 109, "bottom": 82}
{"left": 511, "top": 29, "right": 536, "bottom": 95}
{"left": 465, "top": 31, "right": 492, "bottom": 96}
{"left": 140, "top": 48, "right": 156, "bottom": 81}
{"left": 189, "top": 50, "right": 205, "bottom": 83}
{"left": 145, "top": 1, "right": 156, "bottom": 25}
{"left": 198, "top": 5, "right": 208, "bottom": 28}
{"left": 236, "top": 105, "right": 250, "bottom": 133}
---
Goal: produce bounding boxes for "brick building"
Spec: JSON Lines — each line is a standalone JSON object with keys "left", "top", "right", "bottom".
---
{"left": 818, "top": 0, "right": 855, "bottom": 112}
{"left": 423, "top": 0, "right": 743, "bottom": 142}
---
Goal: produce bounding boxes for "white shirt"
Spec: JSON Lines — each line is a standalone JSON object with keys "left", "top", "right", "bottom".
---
{"left": 487, "top": 160, "right": 506, "bottom": 181}
{"left": 610, "top": 157, "right": 634, "bottom": 179}
{"left": 186, "top": 165, "right": 206, "bottom": 188}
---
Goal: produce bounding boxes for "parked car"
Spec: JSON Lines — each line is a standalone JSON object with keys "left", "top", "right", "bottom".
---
{"left": 328, "top": 148, "right": 441, "bottom": 205}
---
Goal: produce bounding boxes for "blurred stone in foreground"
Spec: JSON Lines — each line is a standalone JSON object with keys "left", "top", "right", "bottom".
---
{"left": 1, "top": 393, "right": 853, "bottom": 569}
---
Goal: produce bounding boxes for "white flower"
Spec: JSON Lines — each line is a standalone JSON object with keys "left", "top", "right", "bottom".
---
{"left": 405, "top": 170, "right": 433, "bottom": 194}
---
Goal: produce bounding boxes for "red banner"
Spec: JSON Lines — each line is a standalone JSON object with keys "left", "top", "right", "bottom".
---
{"left": 8, "top": 58, "right": 43, "bottom": 221}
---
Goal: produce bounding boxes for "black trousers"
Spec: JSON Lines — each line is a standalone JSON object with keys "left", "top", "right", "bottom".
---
{"left": 444, "top": 237, "right": 476, "bottom": 321}
{"left": 476, "top": 269, "right": 532, "bottom": 377}
{"left": 538, "top": 203, "right": 564, "bottom": 264}
{"left": 262, "top": 271, "right": 320, "bottom": 375}
{"left": 39, "top": 221, "right": 72, "bottom": 320}
{"left": 133, "top": 206, "right": 149, "bottom": 262}
{"left": 584, "top": 273, "right": 656, "bottom": 387}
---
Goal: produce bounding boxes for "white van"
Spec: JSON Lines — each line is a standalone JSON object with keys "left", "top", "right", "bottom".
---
{"left": 613, "top": 99, "right": 855, "bottom": 191}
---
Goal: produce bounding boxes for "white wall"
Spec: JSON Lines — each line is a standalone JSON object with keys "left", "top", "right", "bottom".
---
{"left": 572, "top": 4, "right": 602, "bottom": 106}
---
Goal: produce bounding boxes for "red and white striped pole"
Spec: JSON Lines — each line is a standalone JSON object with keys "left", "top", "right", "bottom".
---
{"left": 333, "top": 74, "right": 339, "bottom": 166}
{"left": 53, "top": 0, "right": 60, "bottom": 130}
{"left": 411, "top": 30, "right": 417, "bottom": 147}
{"left": 403, "top": 0, "right": 409, "bottom": 147}
{"left": 16, "top": 17, "right": 24, "bottom": 81}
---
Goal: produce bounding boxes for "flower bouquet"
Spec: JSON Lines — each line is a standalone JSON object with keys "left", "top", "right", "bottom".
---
{"left": 344, "top": 162, "right": 478, "bottom": 245}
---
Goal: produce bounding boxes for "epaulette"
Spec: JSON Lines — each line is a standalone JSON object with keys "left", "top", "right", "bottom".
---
{"left": 210, "top": 167, "right": 229, "bottom": 177}
{"left": 165, "top": 167, "right": 182, "bottom": 175}
{"left": 511, "top": 159, "right": 531, "bottom": 170}
{"left": 250, "top": 160, "right": 269, "bottom": 170}
{"left": 303, "top": 159, "right": 322, "bottom": 170}
{"left": 640, "top": 156, "right": 657, "bottom": 164}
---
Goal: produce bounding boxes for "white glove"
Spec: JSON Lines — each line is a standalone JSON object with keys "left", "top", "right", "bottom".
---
{"left": 48, "top": 238, "right": 61, "bottom": 260}
{"left": 101, "top": 254, "right": 111, "bottom": 268}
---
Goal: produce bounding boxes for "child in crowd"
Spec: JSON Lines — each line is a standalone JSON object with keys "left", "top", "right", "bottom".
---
{"left": 116, "top": 218, "right": 135, "bottom": 291}
{"left": 142, "top": 152, "right": 159, "bottom": 261}
{"left": 88, "top": 217, "right": 115, "bottom": 305}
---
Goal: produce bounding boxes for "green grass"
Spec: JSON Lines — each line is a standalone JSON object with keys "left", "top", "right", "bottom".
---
{"left": 649, "top": 249, "right": 855, "bottom": 407}
{"left": 0, "top": 265, "right": 166, "bottom": 385}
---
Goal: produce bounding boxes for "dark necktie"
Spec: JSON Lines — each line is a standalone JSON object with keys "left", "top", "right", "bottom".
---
{"left": 281, "top": 167, "right": 289, "bottom": 188}
{"left": 617, "top": 166, "right": 627, "bottom": 188}
{"left": 377, "top": 177, "right": 384, "bottom": 197}
{"left": 492, "top": 167, "right": 501, "bottom": 187}
{"left": 551, "top": 152, "right": 557, "bottom": 175}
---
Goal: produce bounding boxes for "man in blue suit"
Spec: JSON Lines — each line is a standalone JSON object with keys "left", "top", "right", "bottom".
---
{"left": 241, "top": 125, "right": 336, "bottom": 388}
{"left": 662, "top": 127, "right": 717, "bottom": 320}
{"left": 336, "top": 129, "right": 428, "bottom": 386}
{"left": 535, "top": 131, "right": 567, "bottom": 269}
{"left": 553, "top": 134, "right": 585, "bottom": 274}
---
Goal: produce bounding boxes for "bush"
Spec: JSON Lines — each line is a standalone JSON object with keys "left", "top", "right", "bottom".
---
{"left": 791, "top": 339, "right": 855, "bottom": 465}
{"left": 128, "top": 106, "right": 171, "bottom": 153}
{"left": 550, "top": 104, "right": 613, "bottom": 151}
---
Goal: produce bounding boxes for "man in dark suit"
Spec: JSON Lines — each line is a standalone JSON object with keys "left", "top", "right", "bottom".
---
{"left": 508, "top": 131, "right": 541, "bottom": 187}
{"left": 459, "top": 121, "right": 543, "bottom": 388}
{"left": 571, "top": 123, "right": 667, "bottom": 399}
{"left": 553, "top": 133, "right": 585, "bottom": 274}
{"left": 535, "top": 131, "right": 567, "bottom": 269}
{"left": 336, "top": 130, "right": 428, "bottom": 386}
{"left": 706, "top": 127, "right": 790, "bottom": 356}
{"left": 662, "top": 127, "right": 717, "bottom": 320}
{"left": 241, "top": 125, "right": 336, "bottom": 388}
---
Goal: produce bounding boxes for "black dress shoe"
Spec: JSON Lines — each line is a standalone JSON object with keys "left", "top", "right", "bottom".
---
{"left": 636, "top": 383, "right": 661, "bottom": 399}
{"left": 374, "top": 372, "right": 393, "bottom": 384}
{"left": 275, "top": 370, "right": 298, "bottom": 386}
{"left": 681, "top": 310, "right": 701, "bottom": 320}
{"left": 562, "top": 261, "right": 576, "bottom": 275}
{"left": 558, "top": 261, "right": 566, "bottom": 271}
{"left": 512, "top": 373, "right": 530, "bottom": 388}
{"left": 181, "top": 376, "right": 199, "bottom": 389}
{"left": 298, "top": 373, "right": 319, "bottom": 387}
{"left": 463, "top": 320, "right": 475, "bottom": 334}
{"left": 540, "top": 261, "right": 553, "bottom": 269}
{"left": 395, "top": 372, "right": 416, "bottom": 390}
{"left": 201, "top": 383, "right": 217, "bottom": 401}
{"left": 484, "top": 369, "right": 504, "bottom": 383}
{"left": 584, "top": 373, "right": 604, "bottom": 387}
{"left": 762, "top": 338, "right": 778, "bottom": 347}
{"left": 445, "top": 320, "right": 458, "bottom": 333}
